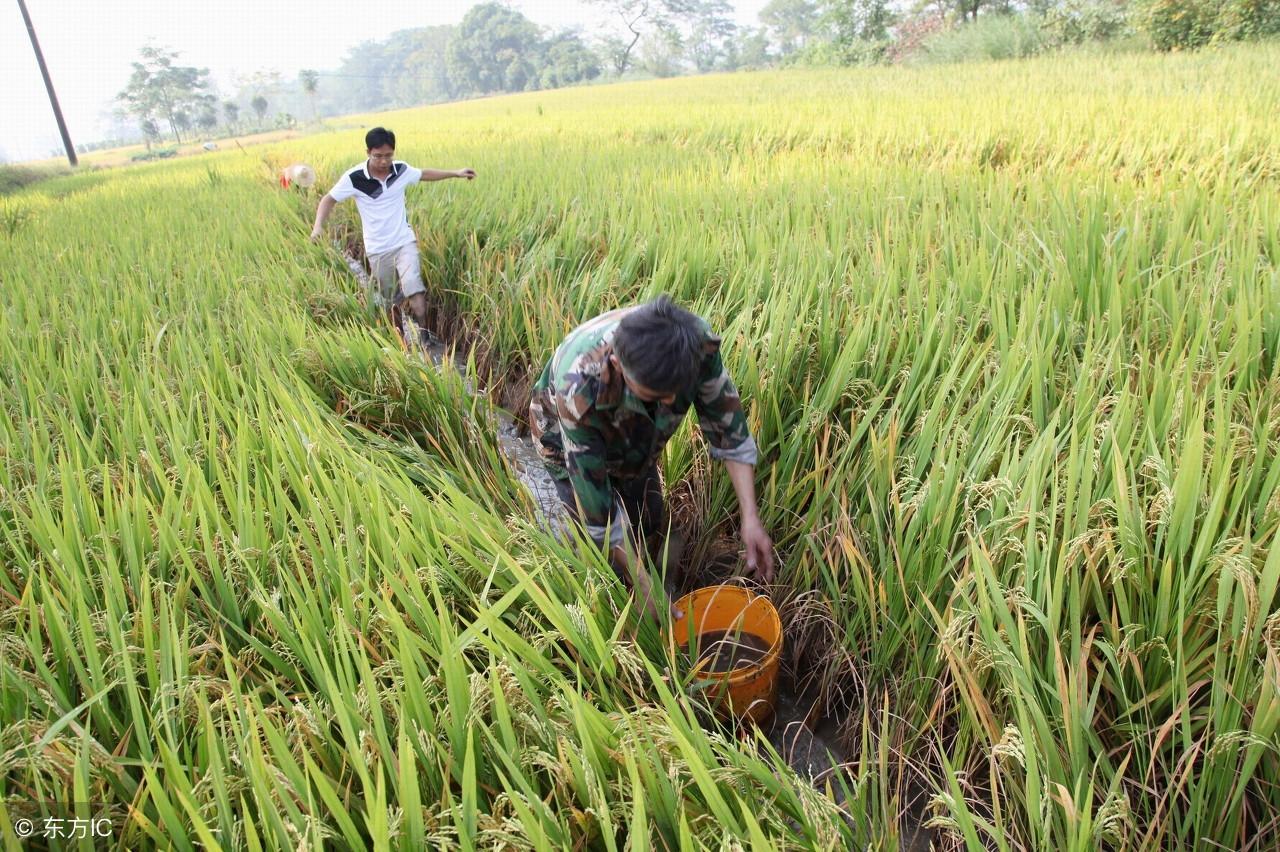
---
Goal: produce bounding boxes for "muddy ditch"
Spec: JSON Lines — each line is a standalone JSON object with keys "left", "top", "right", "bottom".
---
{"left": 329, "top": 248, "right": 935, "bottom": 847}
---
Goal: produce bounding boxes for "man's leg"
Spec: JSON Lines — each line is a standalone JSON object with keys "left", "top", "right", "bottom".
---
{"left": 619, "top": 464, "right": 684, "bottom": 594}
{"left": 552, "top": 477, "right": 635, "bottom": 589}
{"left": 366, "top": 250, "right": 400, "bottom": 330}
{"left": 552, "top": 466, "right": 682, "bottom": 593}
{"left": 394, "top": 242, "right": 430, "bottom": 345}
{"left": 619, "top": 464, "right": 668, "bottom": 543}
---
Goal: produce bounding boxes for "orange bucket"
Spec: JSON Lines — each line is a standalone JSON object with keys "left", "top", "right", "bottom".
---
{"left": 670, "top": 585, "right": 782, "bottom": 724}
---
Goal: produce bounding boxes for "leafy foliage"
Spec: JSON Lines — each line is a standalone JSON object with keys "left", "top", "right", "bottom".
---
{"left": 1139, "top": 0, "right": 1280, "bottom": 49}
{"left": 540, "top": 33, "right": 603, "bottom": 88}
{"left": 116, "top": 45, "right": 216, "bottom": 144}
{"left": 446, "top": 3, "right": 547, "bottom": 95}
{"left": 916, "top": 11, "right": 1046, "bottom": 62}
{"left": 1037, "top": 0, "right": 1134, "bottom": 46}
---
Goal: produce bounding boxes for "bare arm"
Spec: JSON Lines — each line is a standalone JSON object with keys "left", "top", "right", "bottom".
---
{"left": 310, "top": 194, "right": 338, "bottom": 240}
{"left": 688, "top": 338, "right": 772, "bottom": 583}
{"left": 419, "top": 168, "right": 476, "bottom": 182}
{"left": 725, "top": 459, "right": 775, "bottom": 583}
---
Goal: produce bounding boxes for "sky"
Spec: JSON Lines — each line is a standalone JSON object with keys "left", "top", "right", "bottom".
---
{"left": 2, "top": 0, "right": 771, "bottom": 163}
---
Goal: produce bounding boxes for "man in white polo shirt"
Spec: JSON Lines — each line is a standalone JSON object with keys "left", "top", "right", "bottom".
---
{"left": 311, "top": 126, "right": 475, "bottom": 346}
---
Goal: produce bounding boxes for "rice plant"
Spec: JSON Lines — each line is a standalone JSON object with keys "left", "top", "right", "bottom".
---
{"left": 2, "top": 41, "right": 1278, "bottom": 850}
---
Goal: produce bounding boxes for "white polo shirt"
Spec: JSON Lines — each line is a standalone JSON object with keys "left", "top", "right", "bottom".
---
{"left": 328, "top": 160, "right": 423, "bottom": 256}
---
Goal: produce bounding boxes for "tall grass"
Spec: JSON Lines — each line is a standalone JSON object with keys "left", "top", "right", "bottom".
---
{"left": 0, "top": 163, "right": 72, "bottom": 196}
{"left": 915, "top": 14, "right": 1046, "bottom": 64}
{"left": 3, "top": 42, "right": 1279, "bottom": 849}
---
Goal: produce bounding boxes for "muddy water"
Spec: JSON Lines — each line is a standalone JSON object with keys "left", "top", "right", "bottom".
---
{"left": 686, "top": 630, "right": 772, "bottom": 673}
{"left": 495, "top": 416, "right": 567, "bottom": 533}
{"left": 422, "top": 345, "right": 568, "bottom": 533}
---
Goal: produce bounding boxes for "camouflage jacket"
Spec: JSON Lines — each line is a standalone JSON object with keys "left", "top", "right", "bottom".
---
{"left": 529, "top": 306, "right": 758, "bottom": 548}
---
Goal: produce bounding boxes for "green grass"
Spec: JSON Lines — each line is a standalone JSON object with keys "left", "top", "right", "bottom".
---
{"left": 0, "top": 162, "right": 72, "bottom": 196}
{"left": 3, "top": 42, "right": 1279, "bottom": 850}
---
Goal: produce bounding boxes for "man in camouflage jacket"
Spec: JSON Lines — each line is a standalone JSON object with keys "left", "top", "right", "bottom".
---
{"left": 529, "top": 295, "right": 775, "bottom": 619}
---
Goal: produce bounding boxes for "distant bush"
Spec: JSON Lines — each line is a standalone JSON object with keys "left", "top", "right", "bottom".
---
{"left": 38, "top": 171, "right": 110, "bottom": 200}
{"left": 1139, "top": 0, "right": 1280, "bottom": 50}
{"left": 794, "top": 37, "right": 894, "bottom": 66}
{"left": 129, "top": 147, "right": 179, "bottom": 163}
{"left": 1219, "top": 0, "right": 1280, "bottom": 40}
{"left": 1038, "top": 0, "right": 1135, "bottom": 47}
{"left": 885, "top": 15, "right": 948, "bottom": 64}
{"left": 0, "top": 163, "right": 72, "bottom": 196}
{"left": 915, "top": 14, "right": 1046, "bottom": 64}
{"left": 1140, "top": 0, "right": 1220, "bottom": 48}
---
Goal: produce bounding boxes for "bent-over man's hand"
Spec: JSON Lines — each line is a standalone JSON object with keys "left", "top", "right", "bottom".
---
{"left": 632, "top": 566, "right": 662, "bottom": 622}
{"left": 619, "top": 548, "right": 683, "bottom": 622}
{"left": 456, "top": 168, "right": 477, "bottom": 180}
{"left": 741, "top": 519, "right": 775, "bottom": 584}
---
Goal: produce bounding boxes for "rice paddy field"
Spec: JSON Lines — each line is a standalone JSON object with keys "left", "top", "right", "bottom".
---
{"left": 3, "top": 43, "right": 1280, "bottom": 850}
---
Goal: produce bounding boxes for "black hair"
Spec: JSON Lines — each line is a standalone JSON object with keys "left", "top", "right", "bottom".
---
{"left": 365, "top": 127, "right": 396, "bottom": 150}
{"left": 613, "top": 295, "right": 704, "bottom": 395}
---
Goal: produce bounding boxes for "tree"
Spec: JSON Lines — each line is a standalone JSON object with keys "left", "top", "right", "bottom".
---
{"left": 1215, "top": 0, "right": 1280, "bottom": 41}
{"left": 539, "top": 32, "right": 602, "bottom": 88}
{"left": 1035, "top": 1, "right": 1133, "bottom": 47}
{"left": 447, "top": 3, "right": 545, "bottom": 95}
{"left": 760, "top": 0, "right": 822, "bottom": 56}
{"left": 638, "top": 26, "right": 686, "bottom": 76}
{"left": 140, "top": 118, "right": 161, "bottom": 151}
{"left": 685, "top": 0, "right": 738, "bottom": 71}
{"left": 299, "top": 69, "right": 320, "bottom": 121}
{"left": 117, "top": 45, "right": 216, "bottom": 144}
{"left": 242, "top": 69, "right": 283, "bottom": 95}
{"left": 322, "top": 26, "right": 457, "bottom": 114}
{"left": 727, "top": 26, "right": 773, "bottom": 68}
{"left": 395, "top": 26, "right": 457, "bottom": 105}
{"left": 911, "top": 0, "right": 1014, "bottom": 23}
{"left": 586, "top": 0, "right": 699, "bottom": 75}
{"left": 241, "top": 70, "right": 281, "bottom": 128}
{"left": 828, "top": 0, "right": 895, "bottom": 43}
{"left": 197, "top": 108, "right": 218, "bottom": 134}
{"left": 222, "top": 100, "right": 239, "bottom": 131}
{"left": 1138, "top": 0, "right": 1280, "bottom": 49}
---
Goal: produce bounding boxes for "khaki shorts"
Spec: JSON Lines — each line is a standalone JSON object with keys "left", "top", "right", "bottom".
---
{"left": 366, "top": 241, "right": 425, "bottom": 310}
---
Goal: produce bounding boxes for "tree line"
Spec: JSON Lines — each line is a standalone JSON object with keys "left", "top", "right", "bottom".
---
{"left": 115, "top": 0, "right": 1279, "bottom": 148}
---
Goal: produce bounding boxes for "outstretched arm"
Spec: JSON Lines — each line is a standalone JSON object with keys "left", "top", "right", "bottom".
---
{"left": 724, "top": 460, "right": 774, "bottom": 583}
{"left": 420, "top": 168, "right": 476, "bottom": 182}
{"left": 692, "top": 337, "right": 775, "bottom": 583}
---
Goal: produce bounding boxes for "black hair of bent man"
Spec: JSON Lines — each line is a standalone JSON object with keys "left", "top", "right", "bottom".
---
{"left": 365, "top": 126, "right": 396, "bottom": 150}
{"left": 613, "top": 295, "right": 704, "bottom": 395}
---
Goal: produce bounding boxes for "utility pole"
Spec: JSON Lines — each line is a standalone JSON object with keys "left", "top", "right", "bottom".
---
{"left": 17, "top": 0, "right": 77, "bottom": 166}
